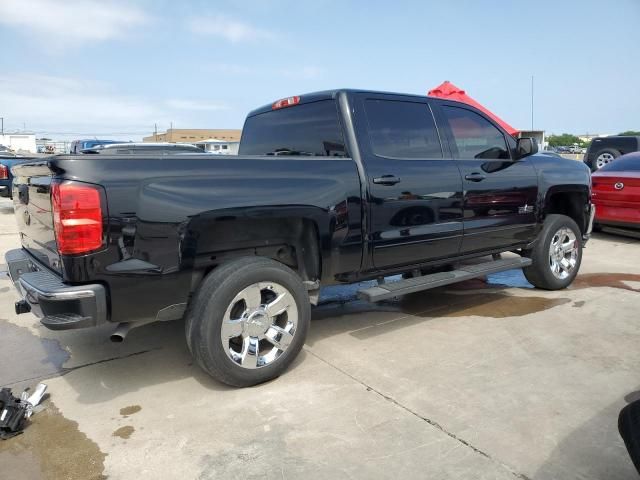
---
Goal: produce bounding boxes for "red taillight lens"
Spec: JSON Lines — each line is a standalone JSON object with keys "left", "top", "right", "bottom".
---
{"left": 0, "top": 164, "right": 8, "bottom": 180}
{"left": 272, "top": 96, "right": 300, "bottom": 110}
{"left": 51, "top": 182, "right": 104, "bottom": 255}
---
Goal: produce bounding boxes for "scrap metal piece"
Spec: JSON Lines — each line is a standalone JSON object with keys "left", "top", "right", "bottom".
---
{"left": 0, "top": 383, "right": 48, "bottom": 439}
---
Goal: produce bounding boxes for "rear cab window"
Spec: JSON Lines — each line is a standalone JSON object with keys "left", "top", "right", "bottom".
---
{"left": 239, "top": 100, "right": 347, "bottom": 157}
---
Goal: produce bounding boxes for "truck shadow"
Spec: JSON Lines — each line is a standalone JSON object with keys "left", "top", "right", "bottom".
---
{"left": 48, "top": 318, "right": 310, "bottom": 404}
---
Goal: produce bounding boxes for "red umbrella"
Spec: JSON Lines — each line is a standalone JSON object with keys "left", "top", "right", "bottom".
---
{"left": 428, "top": 81, "right": 518, "bottom": 137}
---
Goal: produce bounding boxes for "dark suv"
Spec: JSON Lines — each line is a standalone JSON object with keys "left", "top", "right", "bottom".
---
{"left": 584, "top": 136, "right": 640, "bottom": 171}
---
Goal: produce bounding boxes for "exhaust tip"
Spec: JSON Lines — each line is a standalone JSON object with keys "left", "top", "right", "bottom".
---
{"left": 110, "top": 323, "right": 131, "bottom": 343}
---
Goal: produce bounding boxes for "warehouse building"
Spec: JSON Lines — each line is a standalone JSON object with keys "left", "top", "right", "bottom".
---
{"left": 143, "top": 128, "right": 241, "bottom": 143}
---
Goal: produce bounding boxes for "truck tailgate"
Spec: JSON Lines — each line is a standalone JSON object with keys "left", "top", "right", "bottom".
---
{"left": 11, "top": 161, "right": 62, "bottom": 273}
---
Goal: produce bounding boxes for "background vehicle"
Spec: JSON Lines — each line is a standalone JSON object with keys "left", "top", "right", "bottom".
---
{"left": 592, "top": 152, "right": 640, "bottom": 234}
{"left": 0, "top": 151, "right": 30, "bottom": 199}
{"left": 81, "top": 142, "right": 203, "bottom": 154}
{"left": 70, "top": 139, "right": 126, "bottom": 154}
{"left": 5, "top": 89, "right": 594, "bottom": 387}
{"left": 584, "top": 136, "right": 640, "bottom": 171}
{"left": 539, "top": 150, "right": 564, "bottom": 158}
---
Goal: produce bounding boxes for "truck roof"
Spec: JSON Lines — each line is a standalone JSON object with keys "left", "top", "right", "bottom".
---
{"left": 246, "top": 88, "right": 461, "bottom": 117}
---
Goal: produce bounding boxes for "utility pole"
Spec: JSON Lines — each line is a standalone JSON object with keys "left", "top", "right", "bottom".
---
{"left": 1, "top": 117, "right": 3, "bottom": 135}
{"left": 531, "top": 75, "right": 534, "bottom": 131}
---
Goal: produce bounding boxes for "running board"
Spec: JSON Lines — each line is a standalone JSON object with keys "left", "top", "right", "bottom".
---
{"left": 357, "top": 257, "right": 532, "bottom": 302}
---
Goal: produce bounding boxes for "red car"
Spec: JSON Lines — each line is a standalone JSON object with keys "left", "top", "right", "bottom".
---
{"left": 592, "top": 152, "right": 640, "bottom": 232}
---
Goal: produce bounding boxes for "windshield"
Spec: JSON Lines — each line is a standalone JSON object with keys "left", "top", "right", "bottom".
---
{"left": 239, "top": 100, "right": 347, "bottom": 157}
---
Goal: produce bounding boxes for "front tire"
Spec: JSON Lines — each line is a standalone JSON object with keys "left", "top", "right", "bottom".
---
{"left": 523, "top": 214, "right": 582, "bottom": 290}
{"left": 186, "top": 257, "right": 310, "bottom": 387}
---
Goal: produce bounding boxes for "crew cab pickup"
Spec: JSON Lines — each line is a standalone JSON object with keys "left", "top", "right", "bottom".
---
{"left": 5, "top": 89, "right": 595, "bottom": 387}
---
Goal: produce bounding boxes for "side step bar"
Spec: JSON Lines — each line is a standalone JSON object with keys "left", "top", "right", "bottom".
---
{"left": 358, "top": 257, "right": 532, "bottom": 302}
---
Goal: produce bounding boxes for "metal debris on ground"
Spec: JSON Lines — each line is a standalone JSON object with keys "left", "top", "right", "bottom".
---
{"left": 0, "top": 383, "right": 47, "bottom": 439}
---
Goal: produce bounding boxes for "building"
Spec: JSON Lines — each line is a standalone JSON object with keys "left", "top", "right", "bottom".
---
{"left": 143, "top": 129, "right": 241, "bottom": 143}
{"left": 0, "top": 132, "right": 37, "bottom": 153}
{"left": 195, "top": 138, "right": 240, "bottom": 155}
{"left": 517, "top": 130, "right": 546, "bottom": 150}
{"left": 579, "top": 134, "right": 610, "bottom": 143}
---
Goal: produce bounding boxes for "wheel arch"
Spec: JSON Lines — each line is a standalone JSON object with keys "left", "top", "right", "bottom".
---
{"left": 185, "top": 210, "right": 323, "bottom": 293}
{"left": 543, "top": 185, "right": 591, "bottom": 235}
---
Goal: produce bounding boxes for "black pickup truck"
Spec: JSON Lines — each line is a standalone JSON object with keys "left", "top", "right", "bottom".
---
{"left": 5, "top": 89, "right": 594, "bottom": 387}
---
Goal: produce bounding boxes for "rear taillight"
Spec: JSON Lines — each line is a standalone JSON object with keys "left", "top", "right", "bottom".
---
{"left": 0, "top": 164, "right": 8, "bottom": 180}
{"left": 51, "top": 182, "right": 104, "bottom": 255}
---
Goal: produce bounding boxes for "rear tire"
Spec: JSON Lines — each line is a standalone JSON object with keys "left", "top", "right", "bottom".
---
{"left": 523, "top": 214, "right": 582, "bottom": 290}
{"left": 594, "top": 148, "right": 620, "bottom": 170}
{"left": 185, "top": 257, "right": 310, "bottom": 387}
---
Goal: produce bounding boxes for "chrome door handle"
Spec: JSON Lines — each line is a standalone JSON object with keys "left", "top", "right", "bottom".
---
{"left": 373, "top": 175, "right": 401, "bottom": 186}
{"left": 464, "top": 173, "right": 486, "bottom": 182}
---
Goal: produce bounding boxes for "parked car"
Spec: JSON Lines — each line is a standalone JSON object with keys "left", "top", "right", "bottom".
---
{"left": 539, "top": 150, "right": 564, "bottom": 158}
{"left": 81, "top": 142, "right": 203, "bottom": 154}
{"left": 4, "top": 89, "right": 594, "bottom": 387}
{"left": 592, "top": 152, "right": 640, "bottom": 233}
{"left": 584, "top": 135, "right": 640, "bottom": 171}
{"left": 70, "top": 139, "right": 126, "bottom": 154}
{"left": 0, "top": 152, "right": 31, "bottom": 199}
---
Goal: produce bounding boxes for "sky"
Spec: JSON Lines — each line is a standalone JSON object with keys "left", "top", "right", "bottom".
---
{"left": 1, "top": 0, "right": 639, "bottom": 141}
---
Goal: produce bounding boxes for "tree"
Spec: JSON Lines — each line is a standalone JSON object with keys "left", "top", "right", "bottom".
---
{"left": 619, "top": 131, "right": 640, "bottom": 136}
{"left": 547, "top": 133, "right": 583, "bottom": 147}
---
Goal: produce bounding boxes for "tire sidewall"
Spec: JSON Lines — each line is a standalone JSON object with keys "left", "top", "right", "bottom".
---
{"left": 194, "top": 259, "right": 310, "bottom": 386}
{"left": 532, "top": 215, "right": 582, "bottom": 289}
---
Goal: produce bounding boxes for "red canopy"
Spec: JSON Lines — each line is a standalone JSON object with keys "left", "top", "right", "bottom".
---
{"left": 428, "top": 81, "right": 518, "bottom": 136}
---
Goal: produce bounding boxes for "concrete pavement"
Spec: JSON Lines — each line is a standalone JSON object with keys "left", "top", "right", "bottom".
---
{"left": 1, "top": 195, "right": 639, "bottom": 479}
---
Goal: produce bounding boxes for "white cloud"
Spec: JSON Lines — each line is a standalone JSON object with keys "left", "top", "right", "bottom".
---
{"left": 0, "top": 74, "right": 231, "bottom": 139}
{"left": 188, "top": 15, "right": 275, "bottom": 43}
{"left": 0, "top": 0, "right": 149, "bottom": 43}
{"left": 165, "top": 99, "right": 229, "bottom": 112}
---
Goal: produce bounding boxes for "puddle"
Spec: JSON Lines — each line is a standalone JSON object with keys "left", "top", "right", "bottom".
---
{"left": 119, "top": 405, "right": 142, "bottom": 416}
{"left": 0, "top": 401, "right": 106, "bottom": 480}
{"left": 571, "top": 273, "right": 640, "bottom": 292}
{"left": 113, "top": 426, "right": 135, "bottom": 439}
{"left": 0, "top": 319, "right": 70, "bottom": 386}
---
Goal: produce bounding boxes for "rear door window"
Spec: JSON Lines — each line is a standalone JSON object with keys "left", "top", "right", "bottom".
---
{"left": 364, "top": 99, "right": 443, "bottom": 159}
{"left": 239, "top": 100, "right": 347, "bottom": 157}
{"left": 442, "top": 106, "right": 510, "bottom": 160}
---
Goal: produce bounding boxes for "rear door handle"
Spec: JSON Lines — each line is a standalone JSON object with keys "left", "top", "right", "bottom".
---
{"left": 464, "top": 172, "right": 486, "bottom": 182}
{"left": 373, "top": 175, "right": 401, "bottom": 186}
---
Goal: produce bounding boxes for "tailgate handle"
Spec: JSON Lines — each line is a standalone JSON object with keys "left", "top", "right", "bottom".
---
{"left": 373, "top": 175, "right": 401, "bottom": 186}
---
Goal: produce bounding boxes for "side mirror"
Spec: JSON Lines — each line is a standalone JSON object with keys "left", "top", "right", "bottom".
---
{"left": 515, "top": 137, "right": 538, "bottom": 159}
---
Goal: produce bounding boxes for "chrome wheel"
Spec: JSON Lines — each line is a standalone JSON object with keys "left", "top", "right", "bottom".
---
{"left": 220, "top": 282, "right": 298, "bottom": 369}
{"left": 596, "top": 152, "right": 615, "bottom": 169}
{"left": 548, "top": 228, "right": 578, "bottom": 280}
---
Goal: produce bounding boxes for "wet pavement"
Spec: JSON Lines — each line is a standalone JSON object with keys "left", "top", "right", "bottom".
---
{"left": 1, "top": 196, "right": 640, "bottom": 479}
